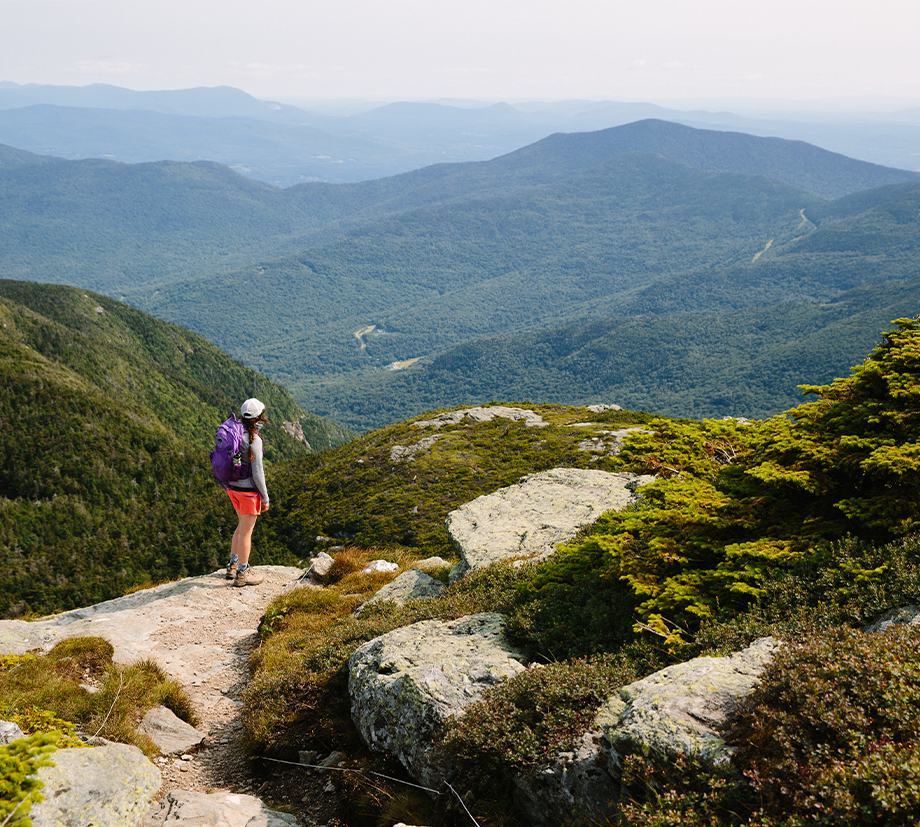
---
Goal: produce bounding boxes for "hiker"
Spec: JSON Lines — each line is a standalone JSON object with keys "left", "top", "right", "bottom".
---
{"left": 224, "top": 397, "right": 270, "bottom": 587}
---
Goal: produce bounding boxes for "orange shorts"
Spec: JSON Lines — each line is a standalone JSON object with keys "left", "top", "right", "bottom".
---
{"left": 227, "top": 489, "right": 264, "bottom": 515}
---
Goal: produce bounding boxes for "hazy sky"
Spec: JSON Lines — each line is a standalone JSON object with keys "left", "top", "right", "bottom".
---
{"left": 2, "top": 0, "right": 920, "bottom": 105}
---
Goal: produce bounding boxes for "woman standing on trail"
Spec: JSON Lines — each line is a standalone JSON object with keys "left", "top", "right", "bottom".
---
{"left": 225, "top": 398, "right": 270, "bottom": 587}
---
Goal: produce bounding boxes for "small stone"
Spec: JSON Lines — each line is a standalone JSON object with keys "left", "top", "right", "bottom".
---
{"left": 361, "top": 560, "right": 399, "bottom": 574}
{"left": 323, "top": 781, "right": 335, "bottom": 793}
{"left": 0, "top": 720, "right": 25, "bottom": 745}
{"left": 319, "top": 750, "right": 347, "bottom": 768}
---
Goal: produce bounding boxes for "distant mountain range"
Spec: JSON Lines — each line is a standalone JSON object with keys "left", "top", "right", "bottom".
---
{"left": 2, "top": 116, "right": 918, "bottom": 431}
{"left": 1, "top": 81, "right": 920, "bottom": 185}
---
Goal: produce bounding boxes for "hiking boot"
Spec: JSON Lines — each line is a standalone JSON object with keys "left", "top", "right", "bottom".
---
{"left": 225, "top": 560, "right": 238, "bottom": 580}
{"left": 234, "top": 567, "right": 263, "bottom": 587}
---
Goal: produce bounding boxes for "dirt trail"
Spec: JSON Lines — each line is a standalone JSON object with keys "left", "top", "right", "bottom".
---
{"left": 140, "top": 567, "right": 300, "bottom": 799}
{"left": 0, "top": 566, "right": 316, "bottom": 816}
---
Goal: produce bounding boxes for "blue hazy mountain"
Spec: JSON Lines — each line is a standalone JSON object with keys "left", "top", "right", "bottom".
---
{"left": 1, "top": 81, "right": 919, "bottom": 185}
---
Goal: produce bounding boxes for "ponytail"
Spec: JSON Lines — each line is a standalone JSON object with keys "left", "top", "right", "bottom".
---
{"left": 242, "top": 412, "right": 268, "bottom": 461}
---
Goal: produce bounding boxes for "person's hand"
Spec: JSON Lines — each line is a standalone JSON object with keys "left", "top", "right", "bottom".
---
{"left": 261, "top": 503, "right": 271, "bottom": 513}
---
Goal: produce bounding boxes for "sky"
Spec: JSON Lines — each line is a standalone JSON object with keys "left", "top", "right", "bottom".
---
{"left": 2, "top": 0, "right": 920, "bottom": 106}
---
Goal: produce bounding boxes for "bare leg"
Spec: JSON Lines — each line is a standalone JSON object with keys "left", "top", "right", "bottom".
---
{"left": 231, "top": 513, "right": 259, "bottom": 567}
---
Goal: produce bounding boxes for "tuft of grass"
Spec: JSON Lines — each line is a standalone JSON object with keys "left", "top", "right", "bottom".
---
{"left": 0, "top": 637, "right": 197, "bottom": 758}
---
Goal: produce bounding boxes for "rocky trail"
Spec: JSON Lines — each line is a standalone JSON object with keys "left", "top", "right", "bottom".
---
{"left": 0, "top": 565, "right": 346, "bottom": 826}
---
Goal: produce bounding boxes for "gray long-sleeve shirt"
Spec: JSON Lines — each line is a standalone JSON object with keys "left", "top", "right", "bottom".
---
{"left": 229, "top": 430, "right": 269, "bottom": 504}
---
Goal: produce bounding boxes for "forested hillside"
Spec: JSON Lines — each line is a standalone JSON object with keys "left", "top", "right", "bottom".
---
{"left": 134, "top": 153, "right": 821, "bottom": 395}
{"left": 0, "top": 280, "right": 351, "bottom": 617}
{"left": 2, "top": 119, "right": 917, "bottom": 293}
{"left": 307, "top": 182, "right": 920, "bottom": 428}
{"left": 3, "top": 120, "right": 918, "bottom": 431}
{"left": 135, "top": 160, "right": 920, "bottom": 430}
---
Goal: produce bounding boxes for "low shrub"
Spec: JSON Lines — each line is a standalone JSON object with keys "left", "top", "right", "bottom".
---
{"left": 731, "top": 624, "right": 920, "bottom": 824}
{"left": 613, "top": 624, "right": 920, "bottom": 826}
{"left": 506, "top": 570, "right": 643, "bottom": 660}
{"left": 0, "top": 731, "right": 59, "bottom": 827}
{"left": 443, "top": 647, "right": 664, "bottom": 792}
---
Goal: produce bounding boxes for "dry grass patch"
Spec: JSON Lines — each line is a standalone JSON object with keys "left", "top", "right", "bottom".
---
{"left": 0, "top": 637, "right": 197, "bottom": 757}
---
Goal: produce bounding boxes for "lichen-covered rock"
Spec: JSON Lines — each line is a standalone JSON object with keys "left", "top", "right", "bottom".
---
{"left": 31, "top": 742, "right": 160, "bottom": 827}
{"left": 602, "top": 637, "right": 780, "bottom": 775}
{"left": 390, "top": 435, "right": 440, "bottom": 463}
{"left": 512, "top": 731, "right": 619, "bottom": 826}
{"left": 863, "top": 604, "right": 920, "bottom": 634}
{"left": 349, "top": 613, "right": 528, "bottom": 787}
{"left": 361, "top": 568, "right": 445, "bottom": 611}
{"left": 413, "top": 406, "right": 547, "bottom": 429}
{"left": 446, "top": 468, "right": 647, "bottom": 580}
{"left": 138, "top": 705, "right": 206, "bottom": 756}
{"left": 143, "top": 789, "right": 300, "bottom": 826}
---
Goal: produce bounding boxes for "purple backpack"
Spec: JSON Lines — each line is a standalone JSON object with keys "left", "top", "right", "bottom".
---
{"left": 210, "top": 414, "right": 252, "bottom": 486}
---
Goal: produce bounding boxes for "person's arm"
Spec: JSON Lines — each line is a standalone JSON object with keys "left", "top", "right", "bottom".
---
{"left": 249, "top": 435, "right": 270, "bottom": 507}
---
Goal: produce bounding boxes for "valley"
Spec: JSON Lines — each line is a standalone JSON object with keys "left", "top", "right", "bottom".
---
{"left": 1, "top": 112, "right": 918, "bottom": 432}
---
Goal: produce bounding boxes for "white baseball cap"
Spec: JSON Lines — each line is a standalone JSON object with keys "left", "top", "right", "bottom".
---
{"left": 241, "top": 398, "right": 266, "bottom": 419}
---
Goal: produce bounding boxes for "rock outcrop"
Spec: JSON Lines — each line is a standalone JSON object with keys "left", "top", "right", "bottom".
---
{"left": 143, "top": 790, "right": 300, "bottom": 826}
{"left": 510, "top": 637, "right": 780, "bottom": 826}
{"left": 413, "top": 406, "right": 548, "bottom": 429}
{"left": 863, "top": 603, "right": 920, "bottom": 633}
{"left": 31, "top": 742, "right": 160, "bottom": 827}
{"left": 349, "top": 613, "right": 528, "bottom": 787}
{"left": 0, "top": 566, "right": 303, "bottom": 667}
{"left": 360, "top": 567, "right": 445, "bottom": 611}
{"left": 446, "top": 468, "right": 652, "bottom": 580}
{"left": 602, "top": 637, "right": 781, "bottom": 772}
{"left": 512, "top": 731, "right": 619, "bottom": 826}
{"left": 390, "top": 435, "right": 440, "bottom": 462}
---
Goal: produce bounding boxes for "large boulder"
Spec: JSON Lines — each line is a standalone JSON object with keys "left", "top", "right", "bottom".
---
{"left": 446, "top": 468, "right": 650, "bottom": 580}
{"left": 143, "top": 790, "right": 300, "bottom": 826}
{"left": 349, "top": 613, "right": 528, "bottom": 788}
{"left": 602, "top": 637, "right": 780, "bottom": 774}
{"left": 31, "top": 741, "right": 160, "bottom": 827}
{"left": 511, "top": 637, "right": 779, "bottom": 826}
